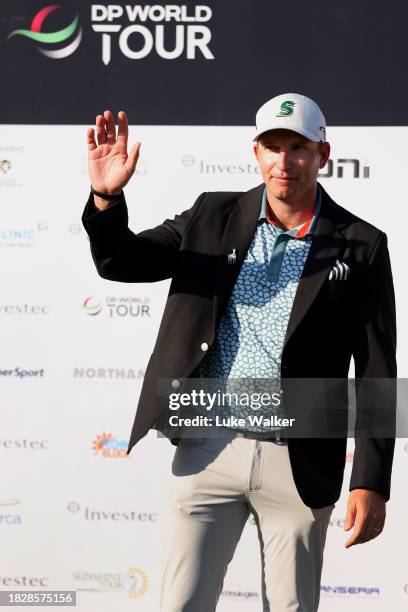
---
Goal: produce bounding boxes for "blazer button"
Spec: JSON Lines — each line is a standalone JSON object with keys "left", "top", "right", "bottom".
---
{"left": 172, "top": 379, "right": 180, "bottom": 389}
{"left": 201, "top": 342, "right": 209, "bottom": 352}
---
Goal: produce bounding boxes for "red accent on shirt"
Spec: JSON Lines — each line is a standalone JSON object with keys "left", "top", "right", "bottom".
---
{"left": 266, "top": 200, "right": 315, "bottom": 238}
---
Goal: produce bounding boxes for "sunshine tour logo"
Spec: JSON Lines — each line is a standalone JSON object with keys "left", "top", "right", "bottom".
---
{"left": 8, "top": 5, "right": 82, "bottom": 59}
{"left": 8, "top": 4, "right": 214, "bottom": 65}
{"left": 73, "top": 567, "right": 148, "bottom": 599}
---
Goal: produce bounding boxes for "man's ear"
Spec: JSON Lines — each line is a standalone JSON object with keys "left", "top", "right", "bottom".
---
{"left": 319, "top": 142, "right": 331, "bottom": 169}
{"left": 253, "top": 141, "right": 260, "bottom": 161}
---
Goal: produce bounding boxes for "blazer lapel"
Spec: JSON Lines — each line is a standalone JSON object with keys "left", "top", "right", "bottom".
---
{"left": 212, "top": 183, "right": 264, "bottom": 329}
{"left": 283, "top": 189, "right": 347, "bottom": 349}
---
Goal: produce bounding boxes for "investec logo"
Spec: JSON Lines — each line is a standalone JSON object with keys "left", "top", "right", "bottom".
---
{"left": 92, "top": 4, "right": 214, "bottom": 65}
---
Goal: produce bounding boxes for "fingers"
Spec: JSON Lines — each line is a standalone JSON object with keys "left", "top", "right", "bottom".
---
{"left": 344, "top": 491, "right": 386, "bottom": 548}
{"left": 345, "top": 515, "right": 384, "bottom": 548}
{"left": 343, "top": 497, "right": 357, "bottom": 532}
{"left": 96, "top": 114, "right": 107, "bottom": 146}
{"left": 344, "top": 497, "right": 363, "bottom": 547}
{"left": 345, "top": 516, "right": 366, "bottom": 548}
{"left": 104, "top": 110, "right": 116, "bottom": 144}
{"left": 87, "top": 128, "right": 97, "bottom": 151}
{"left": 117, "top": 110, "right": 129, "bottom": 148}
{"left": 94, "top": 110, "right": 126, "bottom": 148}
{"left": 125, "top": 142, "right": 141, "bottom": 176}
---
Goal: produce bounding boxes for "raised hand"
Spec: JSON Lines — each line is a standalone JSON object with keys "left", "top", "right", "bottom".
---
{"left": 87, "top": 110, "right": 141, "bottom": 198}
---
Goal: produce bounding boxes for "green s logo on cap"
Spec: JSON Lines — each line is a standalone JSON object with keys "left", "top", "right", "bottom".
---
{"left": 276, "top": 101, "right": 295, "bottom": 117}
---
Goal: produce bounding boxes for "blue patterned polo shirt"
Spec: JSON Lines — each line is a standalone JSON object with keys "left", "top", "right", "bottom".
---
{"left": 198, "top": 185, "right": 322, "bottom": 433}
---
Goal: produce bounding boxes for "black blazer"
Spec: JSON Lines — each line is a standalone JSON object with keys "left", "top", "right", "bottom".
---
{"left": 82, "top": 183, "right": 397, "bottom": 508}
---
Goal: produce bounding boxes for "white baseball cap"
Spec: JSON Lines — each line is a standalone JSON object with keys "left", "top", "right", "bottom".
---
{"left": 254, "top": 93, "right": 327, "bottom": 143}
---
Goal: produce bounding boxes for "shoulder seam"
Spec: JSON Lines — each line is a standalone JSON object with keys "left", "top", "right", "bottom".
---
{"left": 368, "top": 231, "right": 386, "bottom": 266}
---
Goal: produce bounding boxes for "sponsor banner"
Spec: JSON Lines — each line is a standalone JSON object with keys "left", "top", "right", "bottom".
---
{"left": 320, "top": 585, "right": 380, "bottom": 598}
{"left": 73, "top": 366, "right": 145, "bottom": 380}
{"left": 0, "top": 303, "right": 51, "bottom": 315}
{"left": 0, "top": 222, "right": 48, "bottom": 248}
{"left": 1, "top": 1, "right": 408, "bottom": 124}
{"left": 66, "top": 501, "right": 157, "bottom": 522}
{"left": 73, "top": 567, "right": 149, "bottom": 599}
{"left": 0, "top": 120, "right": 406, "bottom": 611}
{"left": 80, "top": 295, "right": 151, "bottom": 318}
{"left": 0, "top": 438, "right": 49, "bottom": 450}
{"left": 0, "top": 367, "right": 45, "bottom": 379}
{"left": 0, "top": 498, "right": 22, "bottom": 526}
{"left": 0, "top": 576, "right": 49, "bottom": 588}
{"left": 220, "top": 590, "right": 260, "bottom": 602}
{"left": 92, "top": 432, "right": 129, "bottom": 457}
{"left": 0, "top": 146, "right": 24, "bottom": 188}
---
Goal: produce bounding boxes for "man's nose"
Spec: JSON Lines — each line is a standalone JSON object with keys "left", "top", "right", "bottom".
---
{"left": 276, "top": 151, "right": 291, "bottom": 171}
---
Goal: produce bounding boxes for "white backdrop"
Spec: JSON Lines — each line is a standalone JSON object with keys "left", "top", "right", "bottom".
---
{"left": 1, "top": 125, "right": 407, "bottom": 610}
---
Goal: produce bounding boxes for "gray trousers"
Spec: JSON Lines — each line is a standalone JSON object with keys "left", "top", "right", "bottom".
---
{"left": 160, "top": 432, "right": 334, "bottom": 611}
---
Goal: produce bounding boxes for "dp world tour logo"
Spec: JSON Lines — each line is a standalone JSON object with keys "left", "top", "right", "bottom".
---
{"left": 8, "top": 5, "right": 82, "bottom": 59}
{"left": 0, "top": 160, "right": 11, "bottom": 174}
{"left": 276, "top": 101, "right": 295, "bottom": 117}
{"left": 81, "top": 296, "right": 102, "bottom": 316}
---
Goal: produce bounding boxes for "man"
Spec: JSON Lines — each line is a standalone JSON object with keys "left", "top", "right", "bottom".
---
{"left": 82, "top": 93, "right": 396, "bottom": 611}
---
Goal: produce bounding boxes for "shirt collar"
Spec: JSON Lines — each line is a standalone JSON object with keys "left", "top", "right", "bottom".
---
{"left": 258, "top": 184, "right": 322, "bottom": 238}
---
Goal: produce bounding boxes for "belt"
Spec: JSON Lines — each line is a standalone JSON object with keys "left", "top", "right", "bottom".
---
{"left": 226, "top": 428, "right": 287, "bottom": 444}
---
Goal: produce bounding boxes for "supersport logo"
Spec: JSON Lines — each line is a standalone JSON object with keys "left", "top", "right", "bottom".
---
{"left": 7, "top": 4, "right": 82, "bottom": 59}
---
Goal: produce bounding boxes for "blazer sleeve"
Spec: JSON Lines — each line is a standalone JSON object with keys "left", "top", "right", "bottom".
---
{"left": 350, "top": 232, "right": 397, "bottom": 500}
{"left": 81, "top": 191, "right": 206, "bottom": 282}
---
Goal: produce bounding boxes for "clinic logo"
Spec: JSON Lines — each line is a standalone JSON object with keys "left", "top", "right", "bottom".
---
{"left": 0, "top": 223, "right": 47, "bottom": 247}
{"left": 276, "top": 101, "right": 295, "bottom": 117}
{"left": 92, "top": 433, "right": 128, "bottom": 458}
{"left": 8, "top": 5, "right": 82, "bottom": 59}
{"left": 81, "top": 296, "right": 102, "bottom": 315}
{"left": 0, "top": 160, "right": 11, "bottom": 174}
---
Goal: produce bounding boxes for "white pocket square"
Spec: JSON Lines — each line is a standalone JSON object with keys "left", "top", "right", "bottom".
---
{"left": 329, "top": 259, "right": 350, "bottom": 280}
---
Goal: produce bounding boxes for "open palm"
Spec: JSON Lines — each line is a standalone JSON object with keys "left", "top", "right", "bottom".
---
{"left": 87, "top": 110, "right": 140, "bottom": 195}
